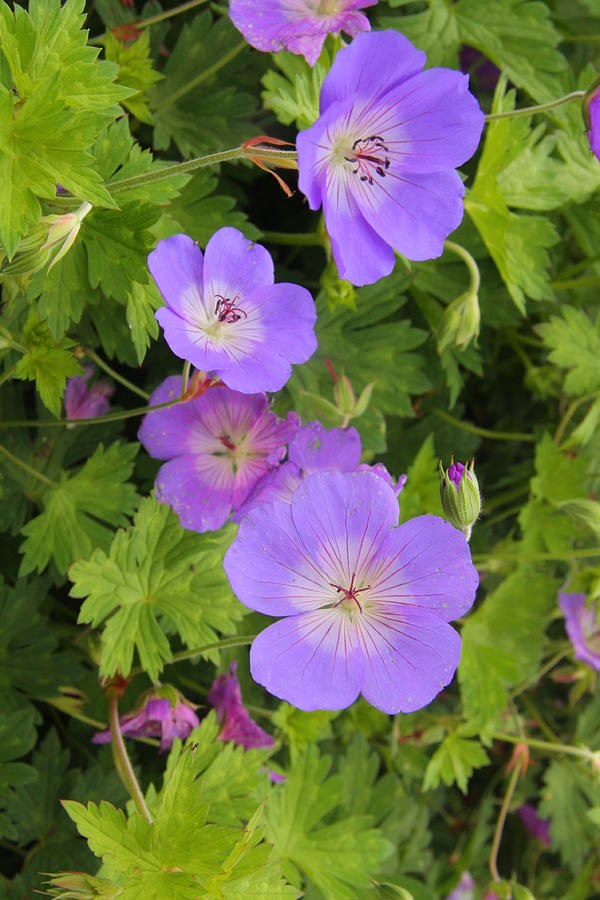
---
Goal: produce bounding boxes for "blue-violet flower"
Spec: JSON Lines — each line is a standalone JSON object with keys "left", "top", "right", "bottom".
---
{"left": 297, "top": 30, "right": 484, "bottom": 285}
{"left": 224, "top": 469, "right": 479, "bottom": 713}
{"left": 559, "top": 591, "right": 600, "bottom": 671}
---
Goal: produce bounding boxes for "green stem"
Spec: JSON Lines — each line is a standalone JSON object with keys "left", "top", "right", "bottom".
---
{"left": 483, "top": 485, "right": 529, "bottom": 514}
{"left": 106, "top": 146, "right": 297, "bottom": 197}
{"left": 0, "top": 443, "right": 55, "bottom": 487}
{"left": 443, "top": 240, "right": 481, "bottom": 294}
{"left": 262, "top": 230, "right": 325, "bottom": 248}
{"left": 129, "top": 635, "right": 257, "bottom": 678}
{"left": 108, "top": 691, "right": 153, "bottom": 824}
{"left": 432, "top": 407, "right": 536, "bottom": 442}
{"left": 180, "top": 361, "right": 191, "bottom": 398}
{"left": 0, "top": 396, "right": 184, "bottom": 430}
{"left": 473, "top": 547, "right": 600, "bottom": 564}
{"left": 85, "top": 348, "right": 150, "bottom": 401}
{"left": 550, "top": 274, "right": 600, "bottom": 291}
{"left": 89, "top": 0, "right": 211, "bottom": 44}
{"left": 484, "top": 90, "right": 585, "bottom": 122}
{"left": 509, "top": 648, "right": 570, "bottom": 700}
{"left": 491, "top": 731, "right": 597, "bottom": 762}
{"left": 153, "top": 41, "right": 247, "bottom": 111}
{"left": 489, "top": 757, "right": 522, "bottom": 883}
{"left": 554, "top": 392, "right": 600, "bottom": 446}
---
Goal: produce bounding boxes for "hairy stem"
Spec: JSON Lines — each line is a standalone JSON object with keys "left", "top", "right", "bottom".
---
{"left": 89, "top": 0, "right": 211, "bottom": 44}
{"left": 107, "top": 146, "right": 298, "bottom": 196}
{"left": 484, "top": 90, "right": 585, "bottom": 122}
{"left": 473, "top": 547, "right": 600, "bottom": 564}
{"left": 85, "top": 348, "right": 150, "bottom": 401}
{"left": 432, "top": 408, "right": 536, "bottom": 442}
{"left": 0, "top": 443, "right": 55, "bottom": 487}
{"left": 489, "top": 758, "right": 522, "bottom": 882}
{"left": 108, "top": 691, "right": 153, "bottom": 824}
{"left": 443, "top": 240, "right": 481, "bottom": 294}
{"left": 491, "top": 731, "right": 597, "bottom": 762}
{"left": 0, "top": 396, "right": 184, "bottom": 430}
{"left": 180, "top": 361, "right": 191, "bottom": 398}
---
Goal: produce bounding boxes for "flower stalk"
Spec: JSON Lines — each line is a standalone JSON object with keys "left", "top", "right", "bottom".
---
{"left": 108, "top": 689, "right": 153, "bottom": 824}
{"left": 484, "top": 90, "right": 586, "bottom": 121}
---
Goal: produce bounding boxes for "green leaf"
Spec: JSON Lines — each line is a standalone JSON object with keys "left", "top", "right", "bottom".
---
{"left": 540, "top": 760, "right": 600, "bottom": 873}
{"left": 126, "top": 281, "right": 161, "bottom": 365}
{"left": 62, "top": 718, "right": 295, "bottom": 897}
{"left": 287, "top": 269, "right": 428, "bottom": 456}
{"left": 422, "top": 731, "right": 489, "bottom": 794}
{"left": 530, "top": 432, "right": 588, "bottom": 504}
{"left": 28, "top": 240, "right": 99, "bottom": 340}
{"left": 398, "top": 434, "right": 442, "bottom": 522}
{"left": 383, "top": 0, "right": 568, "bottom": 102}
{"left": 70, "top": 498, "right": 243, "bottom": 681}
{"left": 459, "top": 567, "right": 559, "bottom": 729}
{"left": 0, "top": 708, "right": 37, "bottom": 840}
{"left": 151, "top": 11, "right": 258, "bottom": 158}
{"left": 13, "top": 313, "right": 83, "bottom": 415}
{"left": 465, "top": 82, "right": 558, "bottom": 312}
{"left": 0, "top": 576, "right": 77, "bottom": 711}
{"left": 538, "top": 307, "right": 600, "bottom": 396}
{"left": 262, "top": 49, "right": 328, "bottom": 130}
{"left": 104, "top": 30, "right": 162, "bottom": 125}
{"left": 19, "top": 441, "right": 139, "bottom": 576}
{"left": 265, "top": 745, "right": 393, "bottom": 899}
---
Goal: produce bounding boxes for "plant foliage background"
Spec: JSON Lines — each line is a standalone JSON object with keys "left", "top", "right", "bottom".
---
{"left": 1, "top": 0, "right": 600, "bottom": 898}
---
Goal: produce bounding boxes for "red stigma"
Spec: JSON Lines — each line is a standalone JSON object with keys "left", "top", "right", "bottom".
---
{"left": 329, "top": 572, "right": 370, "bottom": 612}
{"left": 219, "top": 433, "right": 236, "bottom": 451}
{"left": 345, "top": 135, "right": 390, "bottom": 185}
{"left": 214, "top": 294, "right": 248, "bottom": 324}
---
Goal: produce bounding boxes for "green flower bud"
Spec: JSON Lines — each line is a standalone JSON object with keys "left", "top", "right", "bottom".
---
{"left": 438, "top": 289, "right": 480, "bottom": 353}
{"left": 41, "top": 201, "right": 92, "bottom": 271}
{"left": 439, "top": 457, "right": 481, "bottom": 540}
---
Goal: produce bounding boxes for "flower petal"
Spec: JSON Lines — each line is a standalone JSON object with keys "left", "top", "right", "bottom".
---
{"left": 138, "top": 376, "right": 201, "bottom": 460}
{"left": 232, "top": 461, "right": 303, "bottom": 522}
{"left": 357, "top": 606, "right": 462, "bottom": 713}
{"left": 250, "top": 608, "right": 364, "bottom": 710}
{"left": 559, "top": 592, "right": 600, "bottom": 670}
{"left": 368, "top": 515, "right": 479, "bottom": 621}
{"left": 156, "top": 453, "right": 234, "bottom": 532}
{"left": 289, "top": 422, "right": 361, "bottom": 474}
{"left": 357, "top": 168, "right": 466, "bottom": 262}
{"left": 224, "top": 499, "right": 330, "bottom": 616}
{"left": 290, "top": 470, "right": 401, "bottom": 588}
{"left": 203, "top": 226, "right": 274, "bottom": 306}
{"left": 354, "top": 69, "right": 484, "bottom": 175}
{"left": 148, "top": 234, "right": 206, "bottom": 323}
{"left": 319, "top": 30, "right": 426, "bottom": 113}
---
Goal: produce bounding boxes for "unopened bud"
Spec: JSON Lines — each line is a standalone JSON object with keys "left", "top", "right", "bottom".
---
{"left": 438, "top": 289, "right": 480, "bottom": 353}
{"left": 41, "top": 201, "right": 92, "bottom": 271}
{"left": 439, "top": 457, "right": 481, "bottom": 540}
{"left": 320, "top": 258, "right": 356, "bottom": 310}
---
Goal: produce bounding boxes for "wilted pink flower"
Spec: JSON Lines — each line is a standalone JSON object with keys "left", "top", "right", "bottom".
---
{"left": 208, "top": 662, "right": 274, "bottom": 750}
{"left": 92, "top": 694, "right": 200, "bottom": 752}
{"left": 517, "top": 803, "right": 551, "bottom": 847}
{"left": 64, "top": 364, "right": 114, "bottom": 422}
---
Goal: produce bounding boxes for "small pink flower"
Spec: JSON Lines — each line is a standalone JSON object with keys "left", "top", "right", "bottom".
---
{"left": 208, "top": 662, "right": 274, "bottom": 750}
{"left": 92, "top": 693, "right": 200, "bottom": 752}
{"left": 64, "top": 364, "right": 114, "bottom": 422}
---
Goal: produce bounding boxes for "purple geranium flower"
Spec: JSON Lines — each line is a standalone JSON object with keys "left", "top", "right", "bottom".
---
{"left": 517, "top": 803, "right": 551, "bottom": 848}
{"left": 446, "top": 872, "right": 475, "bottom": 900}
{"left": 296, "top": 31, "right": 485, "bottom": 286}
{"left": 64, "top": 363, "right": 114, "bottom": 422}
{"left": 92, "top": 694, "right": 200, "bottom": 752}
{"left": 588, "top": 89, "right": 600, "bottom": 163}
{"left": 233, "top": 420, "right": 405, "bottom": 521}
{"left": 558, "top": 592, "right": 600, "bottom": 671}
{"left": 208, "top": 661, "right": 274, "bottom": 750}
{"left": 229, "top": 0, "right": 377, "bottom": 67}
{"left": 148, "top": 228, "right": 317, "bottom": 394}
{"left": 224, "top": 469, "right": 479, "bottom": 712}
{"left": 138, "top": 376, "right": 299, "bottom": 532}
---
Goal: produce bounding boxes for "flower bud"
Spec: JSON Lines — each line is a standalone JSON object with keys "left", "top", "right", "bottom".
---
{"left": 438, "top": 289, "right": 480, "bottom": 353}
{"left": 439, "top": 457, "right": 481, "bottom": 540}
{"left": 40, "top": 201, "right": 92, "bottom": 271}
{"left": 320, "top": 258, "right": 356, "bottom": 310}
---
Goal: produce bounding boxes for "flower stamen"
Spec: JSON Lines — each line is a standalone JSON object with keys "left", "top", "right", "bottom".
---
{"left": 344, "top": 135, "right": 390, "bottom": 185}
{"left": 214, "top": 294, "right": 248, "bottom": 324}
